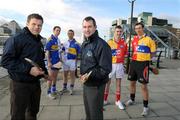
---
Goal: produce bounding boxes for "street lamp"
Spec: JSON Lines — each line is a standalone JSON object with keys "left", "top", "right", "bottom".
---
{"left": 126, "top": 0, "right": 136, "bottom": 73}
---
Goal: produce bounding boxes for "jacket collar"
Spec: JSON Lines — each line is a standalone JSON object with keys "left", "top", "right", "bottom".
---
{"left": 23, "top": 27, "right": 42, "bottom": 41}
{"left": 84, "top": 30, "right": 99, "bottom": 42}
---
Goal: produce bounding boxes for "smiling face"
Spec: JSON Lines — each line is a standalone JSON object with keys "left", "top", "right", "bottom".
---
{"left": 26, "top": 18, "right": 43, "bottom": 36}
{"left": 114, "top": 28, "right": 123, "bottom": 40}
{"left": 82, "top": 20, "right": 96, "bottom": 38}
{"left": 135, "top": 24, "right": 144, "bottom": 36}
{"left": 53, "top": 27, "right": 61, "bottom": 37}
{"left": 68, "top": 30, "right": 74, "bottom": 40}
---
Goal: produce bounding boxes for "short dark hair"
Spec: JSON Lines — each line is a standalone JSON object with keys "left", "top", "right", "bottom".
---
{"left": 68, "top": 29, "right": 74, "bottom": 33}
{"left": 83, "top": 16, "right": 97, "bottom": 27}
{"left": 53, "top": 26, "right": 61, "bottom": 31}
{"left": 27, "top": 13, "right": 43, "bottom": 23}
{"left": 135, "top": 22, "right": 144, "bottom": 28}
{"left": 115, "top": 25, "right": 122, "bottom": 30}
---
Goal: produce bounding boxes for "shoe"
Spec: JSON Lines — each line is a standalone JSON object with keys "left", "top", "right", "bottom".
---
{"left": 103, "top": 101, "right": 109, "bottom": 106}
{"left": 69, "top": 89, "right": 73, "bottom": 95}
{"left": 59, "top": 88, "right": 68, "bottom": 94}
{"left": 141, "top": 107, "right": 149, "bottom": 116}
{"left": 51, "top": 86, "right": 57, "bottom": 93}
{"left": 51, "top": 91, "right": 58, "bottom": 95}
{"left": 125, "top": 99, "right": 135, "bottom": 107}
{"left": 47, "top": 93, "right": 56, "bottom": 100}
{"left": 115, "top": 101, "right": 125, "bottom": 110}
{"left": 47, "top": 89, "right": 51, "bottom": 95}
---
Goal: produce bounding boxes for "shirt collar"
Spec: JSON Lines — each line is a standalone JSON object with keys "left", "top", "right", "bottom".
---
{"left": 113, "top": 37, "right": 124, "bottom": 43}
{"left": 138, "top": 34, "right": 146, "bottom": 39}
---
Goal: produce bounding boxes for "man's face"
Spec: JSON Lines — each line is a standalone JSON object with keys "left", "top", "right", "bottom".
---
{"left": 135, "top": 24, "right": 144, "bottom": 36}
{"left": 53, "top": 28, "right": 61, "bottom": 37}
{"left": 82, "top": 20, "right": 96, "bottom": 38}
{"left": 114, "top": 28, "right": 123, "bottom": 39}
{"left": 68, "top": 31, "right": 74, "bottom": 40}
{"left": 26, "top": 18, "right": 43, "bottom": 36}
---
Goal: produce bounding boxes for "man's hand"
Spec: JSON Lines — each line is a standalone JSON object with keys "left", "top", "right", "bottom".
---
{"left": 149, "top": 67, "right": 159, "bottom": 75}
{"left": 80, "top": 74, "right": 88, "bottom": 83}
{"left": 151, "top": 57, "right": 156, "bottom": 63}
{"left": 30, "top": 67, "right": 44, "bottom": 77}
{"left": 80, "top": 71, "right": 92, "bottom": 84}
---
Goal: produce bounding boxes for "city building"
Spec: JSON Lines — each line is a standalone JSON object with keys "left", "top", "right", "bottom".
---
{"left": 109, "top": 12, "right": 180, "bottom": 58}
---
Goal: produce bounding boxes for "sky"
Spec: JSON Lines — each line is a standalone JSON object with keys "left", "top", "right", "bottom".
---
{"left": 0, "top": 0, "right": 180, "bottom": 43}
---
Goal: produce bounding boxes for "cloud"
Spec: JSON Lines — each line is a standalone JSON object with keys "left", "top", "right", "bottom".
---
{"left": 0, "top": 0, "right": 113, "bottom": 43}
{"left": 0, "top": 16, "right": 9, "bottom": 25}
{"left": 158, "top": 14, "right": 180, "bottom": 28}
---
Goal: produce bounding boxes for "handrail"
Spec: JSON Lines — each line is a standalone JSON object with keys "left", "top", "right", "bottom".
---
{"left": 145, "top": 27, "right": 169, "bottom": 48}
{"left": 164, "top": 28, "right": 180, "bottom": 42}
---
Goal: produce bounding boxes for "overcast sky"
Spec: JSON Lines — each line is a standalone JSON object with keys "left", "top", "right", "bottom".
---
{"left": 0, "top": 0, "right": 180, "bottom": 43}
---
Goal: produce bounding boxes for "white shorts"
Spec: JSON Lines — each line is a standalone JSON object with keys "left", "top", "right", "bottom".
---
{"left": 109, "top": 63, "right": 124, "bottom": 79}
{"left": 63, "top": 60, "right": 76, "bottom": 71}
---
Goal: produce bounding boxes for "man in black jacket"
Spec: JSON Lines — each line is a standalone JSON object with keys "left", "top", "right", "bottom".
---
{"left": 80, "top": 16, "right": 112, "bottom": 120}
{"left": 1, "top": 13, "right": 48, "bottom": 120}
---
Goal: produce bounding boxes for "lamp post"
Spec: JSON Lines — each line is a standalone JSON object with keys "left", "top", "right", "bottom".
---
{"left": 126, "top": 0, "right": 136, "bottom": 73}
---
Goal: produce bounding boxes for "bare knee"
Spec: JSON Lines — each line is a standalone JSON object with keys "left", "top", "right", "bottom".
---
{"left": 141, "top": 84, "right": 148, "bottom": 91}
{"left": 130, "top": 81, "right": 136, "bottom": 87}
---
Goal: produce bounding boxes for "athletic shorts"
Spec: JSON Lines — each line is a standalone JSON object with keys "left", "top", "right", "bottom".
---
{"left": 51, "top": 67, "right": 60, "bottom": 71}
{"left": 128, "top": 60, "right": 149, "bottom": 84}
{"left": 109, "top": 63, "right": 124, "bottom": 79}
{"left": 63, "top": 59, "right": 76, "bottom": 71}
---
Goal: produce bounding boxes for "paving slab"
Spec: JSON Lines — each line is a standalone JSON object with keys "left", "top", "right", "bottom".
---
{"left": 69, "top": 105, "right": 85, "bottom": 120}
{"left": 38, "top": 106, "right": 70, "bottom": 120}
{"left": 150, "top": 102, "right": 180, "bottom": 116}
{"left": 0, "top": 64, "right": 180, "bottom": 120}
{"left": 104, "top": 105, "right": 129, "bottom": 119}
{"left": 0, "top": 106, "right": 10, "bottom": 120}
{"left": 59, "top": 94, "right": 84, "bottom": 106}
{"left": 125, "top": 103, "right": 157, "bottom": 118}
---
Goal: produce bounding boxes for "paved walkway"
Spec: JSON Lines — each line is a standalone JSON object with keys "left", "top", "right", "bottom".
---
{"left": 0, "top": 59, "right": 180, "bottom": 120}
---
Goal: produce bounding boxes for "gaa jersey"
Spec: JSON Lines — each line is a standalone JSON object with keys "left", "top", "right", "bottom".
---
{"left": 108, "top": 39, "right": 127, "bottom": 63}
{"left": 45, "top": 35, "right": 61, "bottom": 65}
{"left": 63, "top": 39, "right": 80, "bottom": 60}
{"left": 132, "top": 35, "right": 156, "bottom": 61}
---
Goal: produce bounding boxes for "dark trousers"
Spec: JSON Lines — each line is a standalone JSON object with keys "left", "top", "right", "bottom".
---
{"left": 83, "top": 84, "right": 105, "bottom": 120}
{"left": 10, "top": 80, "right": 41, "bottom": 120}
